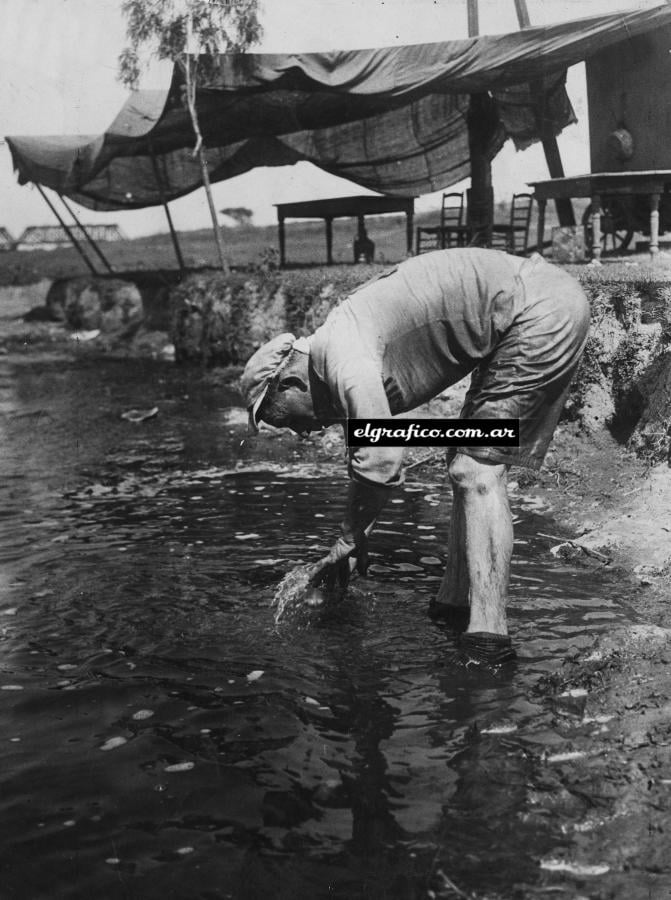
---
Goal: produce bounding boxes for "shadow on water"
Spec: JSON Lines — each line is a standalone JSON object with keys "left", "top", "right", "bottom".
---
{"left": 0, "top": 355, "right": 635, "bottom": 900}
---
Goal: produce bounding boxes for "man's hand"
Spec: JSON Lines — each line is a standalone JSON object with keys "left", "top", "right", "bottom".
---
{"left": 310, "top": 534, "right": 369, "bottom": 596}
{"left": 307, "top": 479, "right": 389, "bottom": 598}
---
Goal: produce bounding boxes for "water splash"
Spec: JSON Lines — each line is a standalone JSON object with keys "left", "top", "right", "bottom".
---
{"left": 272, "top": 562, "right": 322, "bottom": 624}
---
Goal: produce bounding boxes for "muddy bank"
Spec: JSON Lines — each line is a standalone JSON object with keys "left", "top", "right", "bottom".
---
{"left": 528, "top": 624, "right": 671, "bottom": 900}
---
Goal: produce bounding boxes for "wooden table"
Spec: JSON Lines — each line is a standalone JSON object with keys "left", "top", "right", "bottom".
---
{"left": 529, "top": 171, "right": 671, "bottom": 259}
{"left": 274, "top": 195, "right": 416, "bottom": 266}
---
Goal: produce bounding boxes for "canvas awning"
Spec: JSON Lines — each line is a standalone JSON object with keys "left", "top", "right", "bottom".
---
{"left": 6, "top": 5, "right": 671, "bottom": 210}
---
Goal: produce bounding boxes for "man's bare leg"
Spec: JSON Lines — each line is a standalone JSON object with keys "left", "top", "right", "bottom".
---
{"left": 434, "top": 473, "right": 470, "bottom": 611}
{"left": 434, "top": 453, "right": 512, "bottom": 636}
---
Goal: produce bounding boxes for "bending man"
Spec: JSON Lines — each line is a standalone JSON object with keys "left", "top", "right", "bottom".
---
{"left": 241, "top": 249, "right": 590, "bottom": 664}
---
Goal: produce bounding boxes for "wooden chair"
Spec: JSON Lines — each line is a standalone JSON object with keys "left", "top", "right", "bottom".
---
{"left": 490, "top": 193, "right": 533, "bottom": 255}
{"left": 416, "top": 192, "right": 466, "bottom": 254}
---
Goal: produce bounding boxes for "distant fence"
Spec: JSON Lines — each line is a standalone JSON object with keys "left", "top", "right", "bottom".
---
{"left": 0, "top": 227, "right": 14, "bottom": 250}
{"left": 13, "top": 224, "right": 126, "bottom": 251}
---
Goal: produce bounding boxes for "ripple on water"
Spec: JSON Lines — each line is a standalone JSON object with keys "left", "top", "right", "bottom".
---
{"left": 0, "top": 355, "right": 634, "bottom": 899}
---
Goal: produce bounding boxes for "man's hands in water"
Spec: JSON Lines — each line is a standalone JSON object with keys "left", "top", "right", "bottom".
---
{"left": 310, "top": 479, "right": 389, "bottom": 596}
{"left": 311, "top": 534, "right": 368, "bottom": 595}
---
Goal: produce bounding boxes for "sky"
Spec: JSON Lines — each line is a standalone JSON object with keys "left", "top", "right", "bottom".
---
{"left": 0, "top": 0, "right": 663, "bottom": 239}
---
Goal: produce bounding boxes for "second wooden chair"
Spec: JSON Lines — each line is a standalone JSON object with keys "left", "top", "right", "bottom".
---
{"left": 416, "top": 192, "right": 466, "bottom": 254}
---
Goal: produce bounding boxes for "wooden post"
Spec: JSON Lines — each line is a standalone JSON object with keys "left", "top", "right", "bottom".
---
{"left": 539, "top": 128, "right": 576, "bottom": 228}
{"left": 467, "top": 0, "right": 479, "bottom": 38}
{"left": 467, "top": 94, "right": 494, "bottom": 247}
{"left": 325, "top": 216, "right": 334, "bottom": 265}
{"left": 58, "top": 194, "right": 114, "bottom": 274}
{"left": 406, "top": 206, "right": 414, "bottom": 256}
{"left": 536, "top": 197, "right": 546, "bottom": 255}
{"left": 278, "top": 213, "right": 286, "bottom": 267}
{"left": 466, "top": 0, "right": 493, "bottom": 246}
{"left": 514, "top": 0, "right": 575, "bottom": 227}
{"left": 150, "top": 151, "right": 185, "bottom": 272}
{"left": 513, "top": 0, "right": 530, "bottom": 28}
{"left": 650, "top": 192, "right": 661, "bottom": 257}
{"left": 591, "top": 194, "right": 602, "bottom": 259}
{"left": 35, "top": 183, "right": 97, "bottom": 274}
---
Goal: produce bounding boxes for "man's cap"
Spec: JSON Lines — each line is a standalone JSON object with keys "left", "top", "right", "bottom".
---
{"left": 240, "top": 333, "right": 311, "bottom": 433}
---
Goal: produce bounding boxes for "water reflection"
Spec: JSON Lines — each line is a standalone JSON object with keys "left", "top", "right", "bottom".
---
{"left": 0, "top": 356, "right": 633, "bottom": 899}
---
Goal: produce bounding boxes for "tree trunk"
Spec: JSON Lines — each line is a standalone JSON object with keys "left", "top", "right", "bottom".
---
{"left": 185, "top": 56, "right": 229, "bottom": 274}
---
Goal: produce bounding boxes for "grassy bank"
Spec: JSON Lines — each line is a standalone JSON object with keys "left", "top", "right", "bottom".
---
{"left": 0, "top": 216, "right": 414, "bottom": 287}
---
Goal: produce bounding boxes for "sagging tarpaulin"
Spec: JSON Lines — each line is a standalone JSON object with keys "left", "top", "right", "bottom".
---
{"left": 6, "top": 5, "right": 671, "bottom": 210}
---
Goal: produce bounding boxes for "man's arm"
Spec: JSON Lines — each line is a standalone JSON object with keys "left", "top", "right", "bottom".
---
{"left": 312, "top": 477, "right": 391, "bottom": 592}
{"left": 313, "top": 352, "right": 403, "bottom": 592}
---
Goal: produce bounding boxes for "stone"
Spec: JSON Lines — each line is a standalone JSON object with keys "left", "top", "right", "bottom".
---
{"left": 46, "top": 277, "right": 144, "bottom": 335}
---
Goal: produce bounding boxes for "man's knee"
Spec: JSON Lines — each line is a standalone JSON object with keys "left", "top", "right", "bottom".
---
{"left": 448, "top": 453, "right": 507, "bottom": 495}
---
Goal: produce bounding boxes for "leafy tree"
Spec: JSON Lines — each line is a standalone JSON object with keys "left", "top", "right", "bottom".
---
{"left": 118, "top": 0, "right": 263, "bottom": 272}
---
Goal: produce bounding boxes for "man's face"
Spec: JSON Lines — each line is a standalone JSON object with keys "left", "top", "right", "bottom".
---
{"left": 263, "top": 379, "right": 322, "bottom": 437}
{"left": 279, "top": 388, "right": 322, "bottom": 436}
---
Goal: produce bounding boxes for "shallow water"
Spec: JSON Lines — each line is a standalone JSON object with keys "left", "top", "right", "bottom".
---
{"left": 0, "top": 355, "right": 633, "bottom": 900}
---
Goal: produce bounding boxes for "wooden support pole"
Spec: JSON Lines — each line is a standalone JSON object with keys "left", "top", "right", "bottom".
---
{"left": 161, "top": 198, "right": 185, "bottom": 273}
{"left": 278, "top": 214, "right": 286, "bottom": 267}
{"left": 467, "top": 0, "right": 479, "bottom": 38}
{"left": 150, "top": 151, "right": 185, "bottom": 272}
{"left": 513, "top": 0, "right": 531, "bottom": 28}
{"left": 536, "top": 197, "right": 547, "bottom": 255}
{"left": 35, "top": 183, "right": 97, "bottom": 274}
{"left": 325, "top": 217, "right": 334, "bottom": 265}
{"left": 514, "top": 0, "right": 575, "bottom": 227}
{"left": 467, "top": 95, "right": 494, "bottom": 246}
{"left": 650, "top": 192, "right": 661, "bottom": 257}
{"left": 539, "top": 130, "right": 576, "bottom": 228}
{"left": 466, "top": 0, "right": 494, "bottom": 246}
{"left": 591, "top": 193, "right": 602, "bottom": 260}
{"left": 356, "top": 214, "right": 366, "bottom": 240}
{"left": 58, "top": 194, "right": 114, "bottom": 274}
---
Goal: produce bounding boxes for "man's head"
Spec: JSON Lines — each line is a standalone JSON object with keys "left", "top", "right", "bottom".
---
{"left": 240, "top": 333, "right": 320, "bottom": 436}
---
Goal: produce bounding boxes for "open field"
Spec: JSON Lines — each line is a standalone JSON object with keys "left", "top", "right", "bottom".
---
{"left": 0, "top": 197, "right": 564, "bottom": 287}
{"left": 0, "top": 216, "right": 414, "bottom": 286}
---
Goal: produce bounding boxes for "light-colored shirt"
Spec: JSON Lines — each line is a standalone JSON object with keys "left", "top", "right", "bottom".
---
{"left": 309, "top": 248, "right": 529, "bottom": 486}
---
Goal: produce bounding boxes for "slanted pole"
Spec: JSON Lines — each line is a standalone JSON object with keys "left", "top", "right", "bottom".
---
{"left": 35, "top": 183, "right": 97, "bottom": 274}
{"left": 514, "top": 0, "right": 575, "bottom": 227}
{"left": 513, "top": 0, "right": 530, "bottom": 28}
{"left": 150, "top": 151, "right": 185, "bottom": 272}
{"left": 467, "top": 0, "right": 479, "bottom": 38}
{"left": 58, "top": 194, "right": 114, "bottom": 274}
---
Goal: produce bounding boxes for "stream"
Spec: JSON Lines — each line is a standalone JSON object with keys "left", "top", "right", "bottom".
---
{"left": 0, "top": 354, "right": 633, "bottom": 900}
